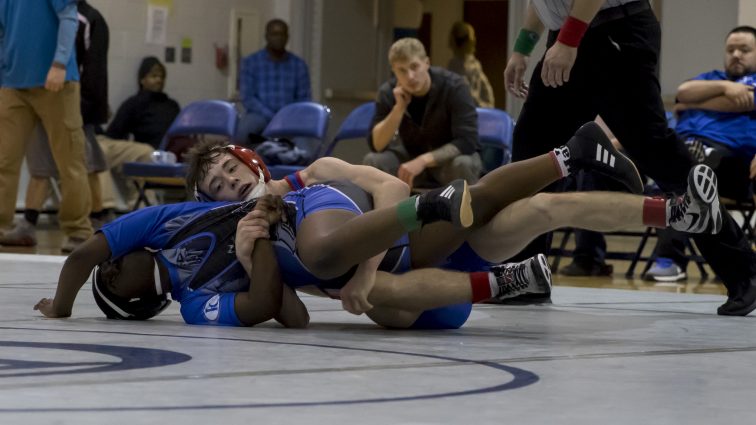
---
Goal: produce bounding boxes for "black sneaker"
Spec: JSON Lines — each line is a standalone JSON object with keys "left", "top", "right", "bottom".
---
{"left": 562, "top": 122, "right": 644, "bottom": 194}
{"left": 717, "top": 276, "right": 756, "bottom": 316}
{"left": 416, "top": 179, "right": 473, "bottom": 228}
{"left": 560, "top": 260, "right": 614, "bottom": 277}
{"left": 669, "top": 164, "right": 722, "bottom": 234}
{"left": 490, "top": 253, "right": 552, "bottom": 301}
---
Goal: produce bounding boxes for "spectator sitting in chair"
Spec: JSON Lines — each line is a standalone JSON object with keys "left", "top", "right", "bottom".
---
{"left": 236, "top": 19, "right": 311, "bottom": 145}
{"left": 646, "top": 25, "right": 756, "bottom": 282}
{"left": 364, "top": 37, "right": 483, "bottom": 189}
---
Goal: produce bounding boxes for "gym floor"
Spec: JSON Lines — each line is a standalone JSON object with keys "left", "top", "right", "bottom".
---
{"left": 1, "top": 221, "right": 753, "bottom": 425}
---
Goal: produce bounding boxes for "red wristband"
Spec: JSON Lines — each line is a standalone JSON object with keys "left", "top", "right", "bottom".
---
{"left": 557, "top": 16, "right": 589, "bottom": 47}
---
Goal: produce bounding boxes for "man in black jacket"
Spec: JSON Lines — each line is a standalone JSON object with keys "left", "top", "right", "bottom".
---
{"left": 364, "top": 37, "right": 483, "bottom": 189}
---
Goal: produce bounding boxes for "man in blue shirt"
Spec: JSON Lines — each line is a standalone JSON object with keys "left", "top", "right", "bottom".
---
{"left": 646, "top": 25, "right": 756, "bottom": 282}
{"left": 236, "top": 19, "right": 311, "bottom": 144}
{"left": 0, "top": 0, "right": 93, "bottom": 250}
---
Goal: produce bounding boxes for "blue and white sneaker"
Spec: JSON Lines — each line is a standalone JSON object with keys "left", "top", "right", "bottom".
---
{"left": 644, "top": 257, "right": 686, "bottom": 282}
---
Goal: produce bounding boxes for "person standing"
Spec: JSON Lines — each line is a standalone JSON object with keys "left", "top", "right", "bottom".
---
{"left": 0, "top": 0, "right": 93, "bottom": 251}
{"left": 503, "top": 0, "right": 756, "bottom": 315}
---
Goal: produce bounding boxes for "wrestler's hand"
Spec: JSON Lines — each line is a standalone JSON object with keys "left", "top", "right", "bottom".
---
{"left": 504, "top": 52, "right": 529, "bottom": 98}
{"left": 340, "top": 271, "right": 375, "bottom": 315}
{"left": 235, "top": 209, "right": 270, "bottom": 270}
{"left": 45, "top": 66, "right": 66, "bottom": 92}
{"left": 541, "top": 41, "right": 577, "bottom": 88}
{"left": 253, "top": 194, "right": 285, "bottom": 225}
{"left": 397, "top": 157, "right": 426, "bottom": 188}
{"left": 393, "top": 85, "right": 412, "bottom": 111}
{"left": 34, "top": 298, "right": 67, "bottom": 318}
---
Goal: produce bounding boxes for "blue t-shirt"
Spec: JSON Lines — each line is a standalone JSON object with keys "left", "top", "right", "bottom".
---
{"left": 100, "top": 201, "right": 247, "bottom": 326}
{"left": 675, "top": 70, "right": 756, "bottom": 157}
{"left": 0, "top": 0, "right": 80, "bottom": 88}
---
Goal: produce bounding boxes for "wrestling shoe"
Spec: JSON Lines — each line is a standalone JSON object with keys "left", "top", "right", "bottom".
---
{"left": 416, "top": 179, "right": 473, "bottom": 228}
{"left": 717, "top": 275, "right": 756, "bottom": 316}
{"left": 559, "top": 121, "right": 644, "bottom": 194}
{"left": 669, "top": 164, "right": 722, "bottom": 234}
{"left": 491, "top": 253, "right": 552, "bottom": 301}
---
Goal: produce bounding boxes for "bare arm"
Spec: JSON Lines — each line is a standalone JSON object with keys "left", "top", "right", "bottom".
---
{"left": 371, "top": 86, "right": 411, "bottom": 152}
{"left": 677, "top": 80, "right": 733, "bottom": 103}
{"left": 34, "top": 233, "right": 112, "bottom": 317}
{"left": 676, "top": 93, "right": 755, "bottom": 113}
{"left": 274, "top": 285, "right": 310, "bottom": 328}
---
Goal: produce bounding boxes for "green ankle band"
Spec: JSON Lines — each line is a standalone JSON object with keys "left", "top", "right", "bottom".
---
{"left": 397, "top": 197, "right": 421, "bottom": 231}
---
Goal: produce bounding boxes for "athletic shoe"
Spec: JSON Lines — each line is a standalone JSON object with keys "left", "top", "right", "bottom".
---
{"left": 669, "top": 164, "right": 722, "bottom": 234}
{"left": 416, "top": 179, "right": 473, "bottom": 228}
{"left": 491, "top": 253, "right": 552, "bottom": 301}
{"left": 0, "top": 220, "right": 37, "bottom": 246}
{"left": 560, "top": 260, "right": 614, "bottom": 277}
{"left": 644, "top": 257, "right": 686, "bottom": 282}
{"left": 562, "top": 121, "right": 644, "bottom": 194}
{"left": 718, "top": 276, "right": 756, "bottom": 316}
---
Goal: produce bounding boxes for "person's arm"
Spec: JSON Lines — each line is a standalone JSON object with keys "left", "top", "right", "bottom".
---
{"left": 274, "top": 285, "right": 310, "bottom": 328}
{"left": 677, "top": 80, "right": 754, "bottom": 109}
{"left": 46, "top": 1, "right": 78, "bottom": 92}
{"left": 676, "top": 93, "right": 755, "bottom": 113}
{"left": 750, "top": 155, "right": 756, "bottom": 180}
{"left": 505, "top": 2, "right": 544, "bottom": 98}
{"left": 239, "top": 56, "right": 275, "bottom": 119}
{"left": 105, "top": 98, "right": 137, "bottom": 140}
{"left": 34, "top": 233, "right": 112, "bottom": 318}
{"left": 541, "top": 0, "right": 604, "bottom": 88}
{"left": 295, "top": 59, "right": 312, "bottom": 102}
{"left": 369, "top": 84, "right": 410, "bottom": 152}
{"left": 81, "top": 11, "right": 110, "bottom": 124}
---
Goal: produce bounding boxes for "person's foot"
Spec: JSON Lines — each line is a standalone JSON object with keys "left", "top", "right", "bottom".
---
{"left": 61, "top": 236, "right": 87, "bottom": 253}
{"left": 416, "top": 179, "right": 473, "bottom": 228}
{"left": 669, "top": 164, "right": 722, "bottom": 234}
{"left": 561, "top": 122, "right": 644, "bottom": 194}
{"left": 490, "top": 253, "right": 552, "bottom": 301}
{"left": 560, "top": 260, "right": 613, "bottom": 277}
{"left": 717, "top": 275, "right": 756, "bottom": 316}
{"left": 0, "top": 220, "right": 37, "bottom": 246}
{"left": 643, "top": 257, "right": 686, "bottom": 282}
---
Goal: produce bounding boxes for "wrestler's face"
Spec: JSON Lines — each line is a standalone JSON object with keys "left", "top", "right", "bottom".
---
{"left": 391, "top": 55, "right": 431, "bottom": 96}
{"left": 201, "top": 152, "right": 261, "bottom": 202}
{"left": 724, "top": 31, "right": 756, "bottom": 79}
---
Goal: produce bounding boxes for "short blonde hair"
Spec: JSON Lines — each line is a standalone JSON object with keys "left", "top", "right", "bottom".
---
{"left": 388, "top": 38, "right": 427, "bottom": 64}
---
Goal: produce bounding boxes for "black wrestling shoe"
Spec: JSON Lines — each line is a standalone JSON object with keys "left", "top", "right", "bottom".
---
{"left": 491, "top": 254, "right": 552, "bottom": 301}
{"left": 717, "top": 275, "right": 756, "bottom": 316}
{"left": 669, "top": 164, "right": 722, "bottom": 234}
{"left": 416, "top": 179, "right": 473, "bottom": 228}
{"left": 561, "top": 121, "right": 644, "bottom": 194}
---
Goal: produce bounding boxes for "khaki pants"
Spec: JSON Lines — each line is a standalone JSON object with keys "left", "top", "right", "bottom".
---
{"left": 0, "top": 84, "right": 92, "bottom": 239}
{"left": 96, "top": 136, "right": 155, "bottom": 207}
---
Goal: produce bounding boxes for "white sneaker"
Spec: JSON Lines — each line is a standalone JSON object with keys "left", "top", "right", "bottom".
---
{"left": 669, "top": 164, "right": 722, "bottom": 234}
{"left": 491, "top": 254, "right": 552, "bottom": 301}
{"left": 644, "top": 258, "right": 686, "bottom": 282}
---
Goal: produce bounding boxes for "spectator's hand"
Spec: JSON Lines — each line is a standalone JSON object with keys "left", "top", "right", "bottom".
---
{"left": 235, "top": 209, "right": 270, "bottom": 269}
{"left": 750, "top": 154, "right": 756, "bottom": 180}
{"left": 723, "top": 82, "right": 754, "bottom": 109}
{"left": 541, "top": 41, "right": 577, "bottom": 88}
{"left": 340, "top": 270, "right": 375, "bottom": 315}
{"left": 397, "top": 157, "right": 426, "bottom": 188}
{"left": 504, "top": 52, "right": 530, "bottom": 98}
{"left": 45, "top": 66, "right": 66, "bottom": 92}
{"left": 33, "top": 298, "right": 65, "bottom": 318}
{"left": 393, "top": 85, "right": 412, "bottom": 111}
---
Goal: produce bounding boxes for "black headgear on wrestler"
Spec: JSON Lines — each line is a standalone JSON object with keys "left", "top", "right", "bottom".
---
{"left": 193, "top": 145, "right": 272, "bottom": 202}
{"left": 91, "top": 256, "right": 172, "bottom": 320}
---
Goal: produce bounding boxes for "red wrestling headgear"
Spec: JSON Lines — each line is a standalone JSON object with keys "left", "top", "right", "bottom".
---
{"left": 194, "top": 144, "right": 272, "bottom": 202}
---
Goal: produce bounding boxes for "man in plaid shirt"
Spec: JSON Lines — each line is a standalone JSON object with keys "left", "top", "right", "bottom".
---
{"left": 236, "top": 19, "right": 311, "bottom": 144}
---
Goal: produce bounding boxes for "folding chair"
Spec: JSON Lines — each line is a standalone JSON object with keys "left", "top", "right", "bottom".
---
{"left": 261, "top": 101, "right": 331, "bottom": 179}
{"left": 121, "top": 100, "right": 238, "bottom": 209}
{"left": 476, "top": 107, "right": 514, "bottom": 172}
{"left": 321, "top": 102, "right": 376, "bottom": 157}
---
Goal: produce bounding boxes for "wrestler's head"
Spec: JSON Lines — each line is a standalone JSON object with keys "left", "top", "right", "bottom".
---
{"left": 186, "top": 139, "right": 272, "bottom": 202}
{"left": 92, "top": 250, "right": 171, "bottom": 320}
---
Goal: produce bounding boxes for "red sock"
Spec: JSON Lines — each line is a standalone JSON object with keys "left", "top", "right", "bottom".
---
{"left": 470, "top": 272, "right": 493, "bottom": 303}
{"left": 642, "top": 197, "right": 667, "bottom": 228}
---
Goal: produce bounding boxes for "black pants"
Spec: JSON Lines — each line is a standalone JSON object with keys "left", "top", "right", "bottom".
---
{"left": 509, "top": 7, "right": 756, "bottom": 296}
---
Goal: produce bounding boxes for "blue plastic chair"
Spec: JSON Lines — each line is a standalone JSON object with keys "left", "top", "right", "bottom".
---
{"left": 321, "top": 102, "right": 376, "bottom": 157}
{"left": 121, "top": 100, "right": 238, "bottom": 209}
{"left": 261, "top": 101, "right": 331, "bottom": 179}
{"left": 476, "top": 107, "right": 514, "bottom": 172}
